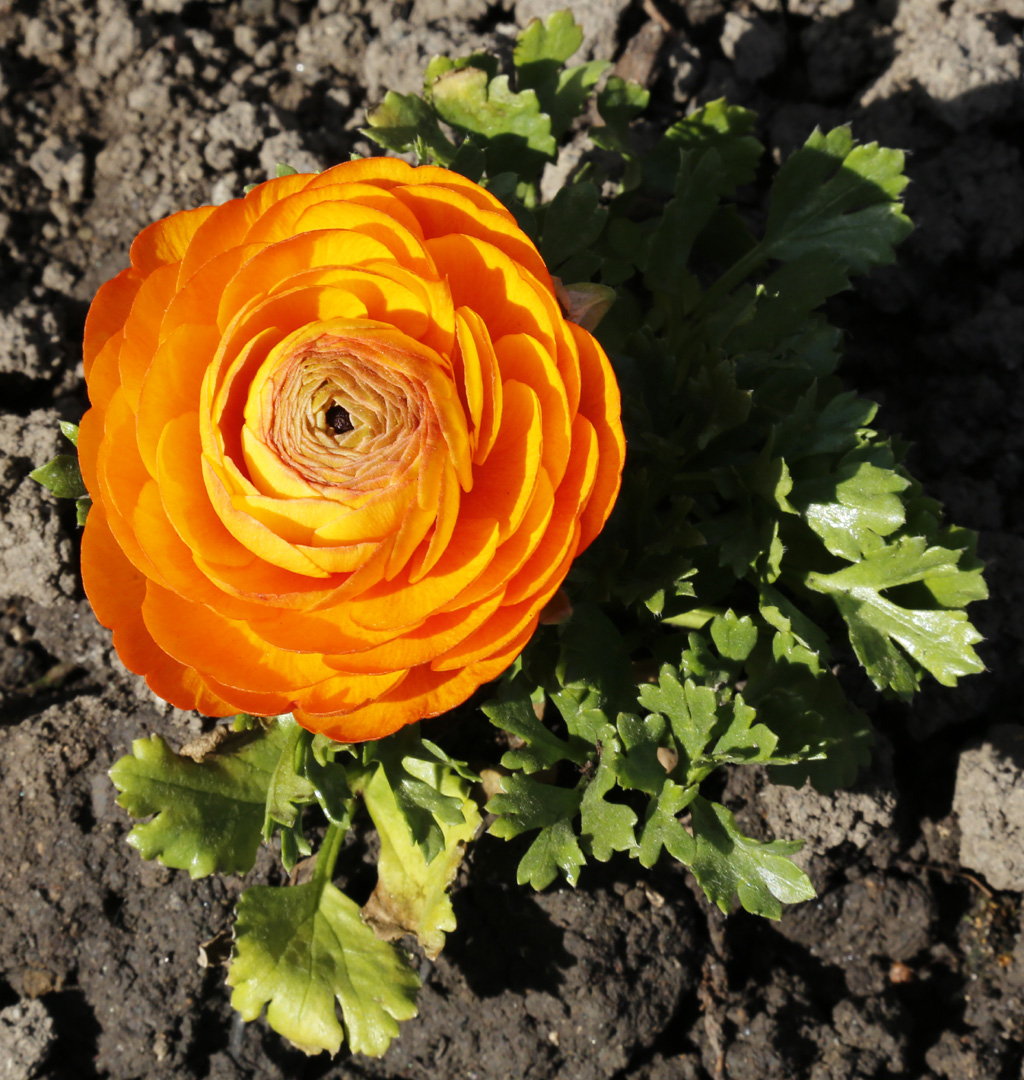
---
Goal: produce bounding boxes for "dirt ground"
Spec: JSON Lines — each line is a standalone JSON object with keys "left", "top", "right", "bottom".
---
{"left": 1, "top": 0, "right": 1023, "bottom": 1077}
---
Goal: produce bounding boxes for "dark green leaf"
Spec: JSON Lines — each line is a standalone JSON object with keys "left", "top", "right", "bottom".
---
{"left": 30, "top": 454, "right": 87, "bottom": 500}
{"left": 764, "top": 127, "right": 913, "bottom": 274}
{"left": 688, "top": 796, "right": 816, "bottom": 917}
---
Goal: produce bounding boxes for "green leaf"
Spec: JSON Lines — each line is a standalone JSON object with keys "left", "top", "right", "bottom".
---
{"left": 429, "top": 68, "right": 555, "bottom": 179}
{"left": 30, "top": 454, "right": 87, "bottom": 500}
{"left": 517, "top": 818, "right": 586, "bottom": 889}
{"left": 764, "top": 127, "right": 913, "bottom": 274}
{"left": 483, "top": 676, "right": 587, "bottom": 773}
{"left": 553, "top": 602, "right": 639, "bottom": 721}
{"left": 806, "top": 537, "right": 987, "bottom": 696}
{"left": 753, "top": 645, "right": 873, "bottom": 793}
{"left": 362, "top": 757, "right": 480, "bottom": 960}
{"left": 514, "top": 11, "right": 607, "bottom": 140}
{"left": 514, "top": 9, "right": 583, "bottom": 67}
{"left": 488, "top": 773, "right": 582, "bottom": 837}
{"left": 363, "top": 727, "right": 468, "bottom": 864}
{"left": 362, "top": 90, "right": 457, "bottom": 166}
{"left": 636, "top": 780, "right": 696, "bottom": 868}
{"left": 646, "top": 148, "right": 728, "bottom": 299}
{"left": 590, "top": 76, "right": 650, "bottom": 155}
{"left": 110, "top": 724, "right": 291, "bottom": 878}
{"left": 644, "top": 99, "right": 762, "bottom": 195}
{"left": 275, "top": 162, "right": 298, "bottom": 177}
{"left": 710, "top": 610, "right": 759, "bottom": 662}
{"left": 798, "top": 454, "right": 910, "bottom": 561}
{"left": 726, "top": 253, "right": 853, "bottom": 352}
{"left": 688, "top": 796, "right": 816, "bottom": 918}
{"left": 76, "top": 496, "right": 91, "bottom": 525}
{"left": 540, "top": 182, "right": 608, "bottom": 271}
{"left": 578, "top": 750, "right": 638, "bottom": 861}
{"left": 638, "top": 666, "right": 720, "bottom": 771}
{"left": 488, "top": 770, "right": 586, "bottom": 889}
{"left": 228, "top": 880, "right": 419, "bottom": 1056}
{"left": 59, "top": 420, "right": 79, "bottom": 446}
{"left": 263, "top": 719, "right": 316, "bottom": 838}
{"left": 616, "top": 711, "right": 673, "bottom": 795}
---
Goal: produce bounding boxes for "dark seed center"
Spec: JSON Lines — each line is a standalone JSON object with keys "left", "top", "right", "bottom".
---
{"left": 325, "top": 404, "right": 353, "bottom": 435}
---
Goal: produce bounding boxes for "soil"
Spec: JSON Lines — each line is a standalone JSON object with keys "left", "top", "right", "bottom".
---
{"left": 1, "top": 0, "right": 1023, "bottom": 1077}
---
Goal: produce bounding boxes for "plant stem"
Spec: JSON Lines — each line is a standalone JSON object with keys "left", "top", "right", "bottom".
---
{"left": 685, "top": 241, "right": 770, "bottom": 328}
{"left": 312, "top": 821, "right": 346, "bottom": 893}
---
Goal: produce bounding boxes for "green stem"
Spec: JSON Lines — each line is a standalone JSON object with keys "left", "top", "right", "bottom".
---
{"left": 311, "top": 821, "right": 346, "bottom": 893}
{"left": 684, "top": 241, "right": 771, "bottom": 328}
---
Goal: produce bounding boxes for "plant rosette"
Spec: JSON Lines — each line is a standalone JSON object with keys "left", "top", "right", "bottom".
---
{"left": 33, "top": 9, "right": 988, "bottom": 1060}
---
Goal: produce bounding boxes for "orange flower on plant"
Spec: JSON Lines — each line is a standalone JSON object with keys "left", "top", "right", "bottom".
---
{"left": 78, "top": 158, "right": 625, "bottom": 741}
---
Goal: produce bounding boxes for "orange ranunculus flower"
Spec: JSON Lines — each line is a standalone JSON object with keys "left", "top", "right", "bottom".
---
{"left": 78, "top": 157, "right": 625, "bottom": 741}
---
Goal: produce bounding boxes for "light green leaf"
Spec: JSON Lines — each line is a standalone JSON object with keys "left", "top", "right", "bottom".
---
{"left": 59, "top": 420, "right": 79, "bottom": 446}
{"left": 30, "top": 454, "right": 87, "bottom": 500}
{"left": 429, "top": 68, "right": 555, "bottom": 178}
{"left": 806, "top": 536, "right": 986, "bottom": 696}
{"left": 228, "top": 880, "right": 419, "bottom": 1057}
{"left": 514, "top": 11, "right": 607, "bottom": 140}
{"left": 363, "top": 727, "right": 468, "bottom": 864}
{"left": 688, "top": 796, "right": 816, "bottom": 918}
{"left": 514, "top": 9, "right": 583, "bottom": 66}
{"left": 110, "top": 724, "right": 290, "bottom": 878}
{"left": 362, "top": 758, "right": 480, "bottom": 960}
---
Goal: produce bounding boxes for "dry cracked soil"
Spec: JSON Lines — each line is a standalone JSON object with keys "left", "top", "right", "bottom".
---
{"left": 2, "top": 0, "right": 1024, "bottom": 1077}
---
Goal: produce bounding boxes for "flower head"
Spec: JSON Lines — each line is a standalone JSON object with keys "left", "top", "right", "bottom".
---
{"left": 79, "top": 158, "right": 624, "bottom": 740}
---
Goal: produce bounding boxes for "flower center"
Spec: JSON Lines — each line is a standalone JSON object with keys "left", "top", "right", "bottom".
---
{"left": 325, "top": 404, "right": 354, "bottom": 435}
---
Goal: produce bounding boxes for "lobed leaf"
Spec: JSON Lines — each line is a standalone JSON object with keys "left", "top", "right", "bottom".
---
{"left": 806, "top": 536, "right": 987, "bottom": 696}
{"left": 687, "top": 796, "right": 816, "bottom": 918}
{"left": 110, "top": 724, "right": 292, "bottom": 878}
{"left": 764, "top": 127, "right": 913, "bottom": 274}
{"left": 228, "top": 881, "right": 419, "bottom": 1057}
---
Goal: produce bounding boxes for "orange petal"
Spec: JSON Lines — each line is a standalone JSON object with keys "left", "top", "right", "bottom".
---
{"left": 129, "top": 204, "right": 217, "bottom": 276}
{"left": 463, "top": 380, "right": 542, "bottom": 542}
{"left": 494, "top": 332, "right": 571, "bottom": 486}
{"left": 83, "top": 269, "right": 141, "bottom": 376}
{"left": 569, "top": 322, "right": 625, "bottom": 551}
